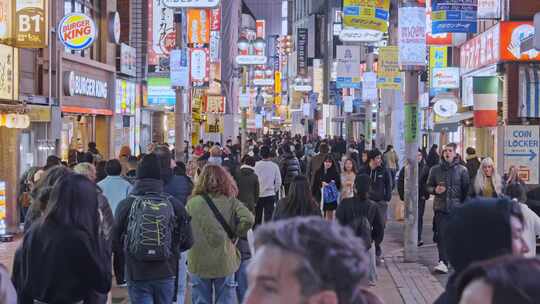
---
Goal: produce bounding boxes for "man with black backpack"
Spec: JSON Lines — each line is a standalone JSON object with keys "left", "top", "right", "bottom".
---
{"left": 113, "top": 154, "right": 193, "bottom": 303}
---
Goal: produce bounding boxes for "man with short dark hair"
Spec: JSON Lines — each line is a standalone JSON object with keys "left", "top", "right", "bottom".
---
{"left": 426, "top": 142, "right": 470, "bottom": 274}
{"left": 244, "top": 217, "right": 373, "bottom": 304}
{"left": 254, "top": 146, "right": 282, "bottom": 226}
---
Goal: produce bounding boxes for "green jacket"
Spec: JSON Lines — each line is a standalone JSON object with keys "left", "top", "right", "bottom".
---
{"left": 186, "top": 194, "right": 254, "bottom": 278}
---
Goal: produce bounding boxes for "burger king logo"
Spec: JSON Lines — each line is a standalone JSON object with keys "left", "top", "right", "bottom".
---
{"left": 58, "top": 13, "right": 97, "bottom": 51}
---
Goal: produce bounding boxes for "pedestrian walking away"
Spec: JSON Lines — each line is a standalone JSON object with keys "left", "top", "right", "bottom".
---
{"left": 254, "top": 146, "right": 282, "bottom": 227}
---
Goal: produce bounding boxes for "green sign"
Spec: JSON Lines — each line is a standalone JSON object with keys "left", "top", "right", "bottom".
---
{"left": 404, "top": 104, "right": 418, "bottom": 144}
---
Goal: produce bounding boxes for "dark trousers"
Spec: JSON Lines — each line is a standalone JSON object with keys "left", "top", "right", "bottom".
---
{"left": 433, "top": 211, "right": 450, "bottom": 264}
{"left": 374, "top": 200, "right": 389, "bottom": 257}
{"left": 255, "top": 196, "right": 275, "bottom": 226}
{"left": 418, "top": 198, "right": 426, "bottom": 242}
{"left": 113, "top": 247, "right": 126, "bottom": 285}
{"left": 283, "top": 183, "right": 291, "bottom": 196}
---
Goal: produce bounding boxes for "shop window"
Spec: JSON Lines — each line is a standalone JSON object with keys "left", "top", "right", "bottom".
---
{"left": 63, "top": 0, "right": 102, "bottom": 61}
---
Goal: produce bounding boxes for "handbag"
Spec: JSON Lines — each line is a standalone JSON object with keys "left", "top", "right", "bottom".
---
{"left": 202, "top": 194, "right": 236, "bottom": 241}
{"left": 323, "top": 181, "right": 339, "bottom": 203}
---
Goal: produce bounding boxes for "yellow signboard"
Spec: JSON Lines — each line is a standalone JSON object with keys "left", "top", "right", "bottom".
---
{"left": 377, "top": 46, "right": 400, "bottom": 90}
{"left": 205, "top": 114, "right": 223, "bottom": 133}
{"left": 343, "top": 0, "right": 390, "bottom": 32}
{"left": 274, "top": 71, "right": 281, "bottom": 105}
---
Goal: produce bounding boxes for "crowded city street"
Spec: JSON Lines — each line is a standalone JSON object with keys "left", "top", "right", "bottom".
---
{"left": 1, "top": 0, "right": 540, "bottom": 303}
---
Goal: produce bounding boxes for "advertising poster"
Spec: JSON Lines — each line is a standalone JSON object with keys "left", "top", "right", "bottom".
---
{"left": 187, "top": 9, "right": 210, "bottom": 45}
{"left": 504, "top": 126, "right": 539, "bottom": 184}
{"left": 431, "top": 0, "right": 478, "bottom": 34}
{"left": 499, "top": 22, "right": 540, "bottom": 62}
{"left": 149, "top": 0, "right": 175, "bottom": 66}
{"left": 398, "top": 6, "right": 426, "bottom": 67}
{"left": 147, "top": 77, "right": 175, "bottom": 106}
{"left": 190, "top": 48, "right": 210, "bottom": 87}
{"left": 343, "top": 0, "right": 390, "bottom": 33}
{"left": 0, "top": 44, "right": 18, "bottom": 100}
{"left": 377, "top": 46, "right": 400, "bottom": 90}
{"left": 14, "top": 0, "right": 47, "bottom": 48}
{"left": 170, "top": 48, "right": 189, "bottom": 88}
{"left": 336, "top": 45, "right": 361, "bottom": 89}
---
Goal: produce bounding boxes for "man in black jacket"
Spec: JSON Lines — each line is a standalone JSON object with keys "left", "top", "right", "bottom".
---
{"left": 113, "top": 154, "right": 193, "bottom": 303}
{"left": 426, "top": 142, "right": 470, "bottom": 274}
{"left": 397, "top": 150, "right": 430, "bottom": 246}
{"left": 359, "top": 149, "right": 393, "bottom": 264}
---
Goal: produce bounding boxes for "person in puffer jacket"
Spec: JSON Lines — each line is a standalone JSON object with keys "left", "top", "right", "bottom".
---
{"left": 279, "top": 144, "right": 301, "bottom": 195}
{"left": 426, "top": 142, "right": 470, "bottom": 274}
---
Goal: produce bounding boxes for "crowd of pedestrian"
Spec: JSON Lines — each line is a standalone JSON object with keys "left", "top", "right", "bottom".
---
{"left": 2, "top": 134, "right": 540, "bottom": 304}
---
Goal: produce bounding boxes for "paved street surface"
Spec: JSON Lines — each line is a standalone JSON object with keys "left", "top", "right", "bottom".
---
{"left": 0, "top": 196, "right": 448, "bottom": 304}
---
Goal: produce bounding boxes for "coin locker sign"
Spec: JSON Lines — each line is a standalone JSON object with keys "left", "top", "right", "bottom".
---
{"left": 504, "top": 126, "right": 540, "bottom": 184}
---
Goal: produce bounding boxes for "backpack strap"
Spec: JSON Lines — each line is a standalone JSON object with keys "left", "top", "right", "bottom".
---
{"left": 202, "top": 194, "right": 236, "bottom": 241}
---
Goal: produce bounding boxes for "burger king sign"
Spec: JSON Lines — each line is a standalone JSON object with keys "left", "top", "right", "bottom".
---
{"left": 58, "top": 13, "right": 97, "bottom": 51}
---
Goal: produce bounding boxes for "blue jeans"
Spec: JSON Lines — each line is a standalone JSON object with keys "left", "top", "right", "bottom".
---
{"left": 235, "top": 259, "right": 250, "bottom": 303}
{"left": 176, "top": 251, "right": 188, "bottom": 304}
{"left": 128, "top": 277, "right": 175, "bottom": 304}
{"left": 190, "top": 273, "right": 237, "bottom": 304}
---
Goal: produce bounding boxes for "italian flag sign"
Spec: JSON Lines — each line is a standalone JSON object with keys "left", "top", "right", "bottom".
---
{"left": 473, "top": 77, "right": 498, "bottom": 127}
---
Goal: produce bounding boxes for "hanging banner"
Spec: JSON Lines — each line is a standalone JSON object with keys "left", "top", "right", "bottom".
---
{"left": 377, "top": 46, "right": 401, "bottom": 90}
{"left": 14, "top": 0, "right": 47, "bottom": 48}
{"left": 426, "top": 0, "right": 453, "bottom": 45}
{"left": 204, "top": 95, "right": 225, "bottom": 113}
{"left": 163, "top": 0, "right": 220, "bottom": 8}
{"left": 0, "top": 44, "right": 18, "bottom": 100}
{"left": 209, "top": 31, "right": 220, "bottom": 62}
{"left": 398, "top": 6, "right": 427, "bottom": 67}
{"left": 149, "top": 0, "right": 174, "bottom": 67}
{"left": 504, "top": 126, "right": 539, "bottom": 184}
{"left": 297, "top": 28, "right": 308, "bottom": 76}
{"left": 473, "top": 76, "right": 498, "bottom": 127}
{"left": 190, "top": 48, "right": 210, "bottom": 87}
{"left": 404, "top": 104, "right": 418, "bottom": 144}
{"left": 274, "top": 71, "right": 282, "bottom": 105}
{"left": 362, "top": 72, "right": 378, "bottom": 100}
{"left": 431, "top": 0, "right": 478, "bottom": 34}
{"left": 170, "top": 48, "right": 189, "bottom": 88}
{"left": 187, "top": 9, "right": 211, "bottom": 45}
{"left": 342, "top": 0, "right": 390, "bottom": 33}
{"left": 336, "top": 45, "right": 361, "bottom": 89}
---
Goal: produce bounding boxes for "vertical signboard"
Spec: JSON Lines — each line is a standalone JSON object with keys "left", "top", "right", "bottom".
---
{"left": 14, "top": 0, "right": 47, "bottom": 48}
{"left": 504, "top": 126, "right": 539, "bottom": 184}
{"left": 398, "top": 6, "right": 427, "bottom": 67}
{"left": 256, "top": 20, "right": 266, "bottom": 38}
{"left": 149, "top": 0, "right": 174, "bottom": 68}
{"left": 432, "top": 0, "right": 478, "bottom": 34}
{"left": 377, "top": 46, "right": 401, "bottom": 90}
{"left": 170, "top": 48, "right": 189, "bottom": 88}
{"left": 119, "top": 43, "right": 137, "bottom": 77}
{"left": 0, "top": 181, "right": 5, "bottom": 221}
{"left": 190, "top": 48, "right": 210, "bottom": 87}
{"left": 429, "top": 46, "right": 448, "bottom": 96}
{"left": 297, "top": 28, "right": 308, "bottom": 76}
{"left": 336, "top": 45, "right": 361, "bottom": 89}
{"left": 187, "top": 9, "right": 211, "bottom": 45}
{"left": 342, "top": 0, "right": 390, "bottom": 32}
{"left": 362, "top": 72, "right": 378, "bottom": 100}
{"left": 0, "top": 44, "right": 18, "bottom": 100}
{"left": 0, "top": 0, "right": 12, "bottom": 45}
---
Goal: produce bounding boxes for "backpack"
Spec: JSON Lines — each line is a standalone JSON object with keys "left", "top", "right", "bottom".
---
{"left": 125, "top": 193, "right": 177, "bottom": 261}
{"left": 350, "top": 213, "right": 372, "bottom": 249}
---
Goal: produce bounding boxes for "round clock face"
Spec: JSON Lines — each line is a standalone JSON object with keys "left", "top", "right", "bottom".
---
{"left": 434, "top": 99, "right": 458, "bottom": 118}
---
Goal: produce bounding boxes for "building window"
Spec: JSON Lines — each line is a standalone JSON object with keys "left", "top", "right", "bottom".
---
{"left": 63, "top": 0, "right": 101, "bottom": 61}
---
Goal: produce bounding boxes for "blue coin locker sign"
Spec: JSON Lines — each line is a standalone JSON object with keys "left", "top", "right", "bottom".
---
{"left": 504, "top": 126, "right": 539, "bottom": 184}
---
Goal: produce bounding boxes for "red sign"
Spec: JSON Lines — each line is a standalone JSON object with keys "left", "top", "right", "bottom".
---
{"left": 499, "top": 22, "right": 540, "bottom": 61}
{"left": 210, "top": 8, "right": 221, "bottom": 31}
{"left": 256, "top": 20, "right": 265, "bottom": 39}
{"left": 460, "top": 24, "right": 500, "bottom": 73}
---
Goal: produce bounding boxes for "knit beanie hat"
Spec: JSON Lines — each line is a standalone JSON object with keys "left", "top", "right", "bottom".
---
{"left": 136, "top": 153, "right": 161, "bottom": 180}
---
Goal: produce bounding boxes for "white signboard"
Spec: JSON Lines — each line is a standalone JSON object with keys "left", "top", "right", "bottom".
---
{"left": 294, "top": 85, "right": 312, "bottom": 92}
{"left": 163, "top": 0, "right": 220, "bottom": 8}
{"left": 339, "top": 28, "right": 383, "bottom": 42}
{"left": 462, "top": 76, "right": 474, "bottom": 107}
{"left": 504, "top": 126, "right": 540, "bottom": 184}
{"left": 336, "top": 45, "right": 361, "bottom": 88}
{"left": 478, "top": 0, "right": 500, "bottom": 19}
{"left": 432, "top": 67, "right": 460, "bottom": 89}
{"left": 239, "top": 92, "right": 250, "bottom": 108}
{"left": 235, "top": 55, "right": 267, "bottom": 65}
{"left": 344, "top": 96, "right": 353, "bottom": 113}
{"left": 362, "top": 72, "right": 377, "bottom": 101}
{"left": 190, "top": 49, "right": 207, "bottom": 82}
{"left": 398, "top": 6, "right": 426, "bottom": 67}
{"left": 170, "top": 49, "right": 189, "bottom": 88}
{"left": 119, "top": 43, "right": 136, "bottom": 77}
{"left": 255, "top": 114, "right": 263, "bottom": 128}
{"left": 253, "top": 79, "right": 275, "bottom": 86}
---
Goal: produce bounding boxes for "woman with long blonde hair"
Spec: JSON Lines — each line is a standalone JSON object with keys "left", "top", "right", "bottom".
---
{"left": 471, "top": 157, "right": 503, "bottom": 198}
{"left": 186, "top": 164, "right": 254, "bottom": 304}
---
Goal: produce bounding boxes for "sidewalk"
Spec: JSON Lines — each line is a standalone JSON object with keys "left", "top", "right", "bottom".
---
{"left": 369, "top": 197, "right": 447, "bottom": 304}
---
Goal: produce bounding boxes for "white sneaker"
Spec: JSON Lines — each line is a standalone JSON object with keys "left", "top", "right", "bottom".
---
{"left": 434, "top": 261, "right": 449, "bottom": 274}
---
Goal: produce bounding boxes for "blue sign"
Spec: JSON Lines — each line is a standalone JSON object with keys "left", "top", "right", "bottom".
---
{"left": 431, "top": 0, "right": 477, "bottom": 34}
{"left": 336, "top": 77, "right": 361, "bottom": 89}
{"left": 147, "top": 77, "right": 176, "bottom": 106}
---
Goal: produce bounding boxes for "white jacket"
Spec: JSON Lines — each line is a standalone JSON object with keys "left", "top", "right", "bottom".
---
{"left": 254, "top": 159, "right": 282, "bottom": 198}
{"left": 520, "top": 203, "right": 540, "bottom": 257}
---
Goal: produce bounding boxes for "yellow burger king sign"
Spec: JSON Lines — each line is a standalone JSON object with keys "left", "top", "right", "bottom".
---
{"left": 58, "top": 13, "right": 97, "bottom": 51}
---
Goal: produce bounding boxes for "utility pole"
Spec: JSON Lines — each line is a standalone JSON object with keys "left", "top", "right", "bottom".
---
{"left": 174, "top": 11, "right": 185, "bottom": 162}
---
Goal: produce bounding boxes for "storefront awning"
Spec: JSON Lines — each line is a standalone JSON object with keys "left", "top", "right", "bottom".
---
{"left": 433, "top": 112, "right": 474, "bottom": 132}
